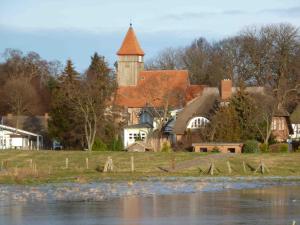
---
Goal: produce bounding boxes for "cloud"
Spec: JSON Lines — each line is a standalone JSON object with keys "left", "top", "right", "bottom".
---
{"left": 259, "top": 7, "right": 300, "bottom": 17}
{"left": 163, "top": 10, "right": 245, "bottom": 20}
{"left": 163, "top": 7, "right": 300, "bottom": 21}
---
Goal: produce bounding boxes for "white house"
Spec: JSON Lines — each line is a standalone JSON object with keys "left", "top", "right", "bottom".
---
{"left": 123, "top": 123, "right": 152, "bottom": 148}
{"left": 290, "top": 105, "right": 300, "bottom": 141}
{"left": 0, "top": 124, "right": 43, "bottom": 150}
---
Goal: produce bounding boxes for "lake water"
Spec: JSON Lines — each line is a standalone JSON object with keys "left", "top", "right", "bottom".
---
{"left": 0, "top": 185, "right": 299, "bottom": 225}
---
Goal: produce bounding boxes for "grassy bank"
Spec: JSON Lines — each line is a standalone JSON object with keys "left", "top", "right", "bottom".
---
{"left": 0, "top": 150, "right": 300, "bottom": 184}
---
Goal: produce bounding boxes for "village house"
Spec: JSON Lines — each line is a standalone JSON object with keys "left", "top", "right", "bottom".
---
{"left": 271, "top": 107, "right": 294, "bottom": 143}
{"left": 0, "top": 124, "right": 43, "bottom": 150}
{"left": 290, "top": 104, "right": 300, "bottom": 141}
{"left": 172, "top": 79, "right": 293, "bottom": 149}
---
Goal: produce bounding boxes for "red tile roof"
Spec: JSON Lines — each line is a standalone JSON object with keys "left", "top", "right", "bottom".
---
{"left": 117, "top": 26, "right": 145, "bottom": 56}
{"left": 115, "top": 70, "right": 206, "bottom": 108}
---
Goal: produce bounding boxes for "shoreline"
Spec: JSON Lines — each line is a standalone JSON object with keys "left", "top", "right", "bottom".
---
{"left": 1, "top": 176, "right": 300, "bottom": 203}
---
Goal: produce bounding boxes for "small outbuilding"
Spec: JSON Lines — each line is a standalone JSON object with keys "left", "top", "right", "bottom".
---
{"left": 126, "top": 141, "right": 153, "bottom": 152}
{"left": 192, "top": 142, "right": 243, "bottom": 153}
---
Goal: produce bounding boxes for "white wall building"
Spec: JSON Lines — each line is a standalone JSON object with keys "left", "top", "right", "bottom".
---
{"left": 123, "top": 124, "right": 152, "bottom": 148}
{"left": 0, "top": 124, "right": 43, "bottom": 150}
{"left": 290, "top": 105, "right": 300, "bottom": 141}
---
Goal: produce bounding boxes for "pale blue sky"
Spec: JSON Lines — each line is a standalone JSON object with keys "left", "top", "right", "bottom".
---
{"left": 0, "top": 0, "right": 300, "bottom": 71}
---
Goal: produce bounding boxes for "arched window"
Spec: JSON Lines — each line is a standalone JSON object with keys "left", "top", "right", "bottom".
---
{"left": 187, "top": 117, "right": 209, "bottom": 129}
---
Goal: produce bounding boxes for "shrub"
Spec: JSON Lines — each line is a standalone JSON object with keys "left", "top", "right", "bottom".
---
{"left": 92, "top": 138, "right": 108, "bottom": 151}
{"left": 108, "top": 138, "right": 123, "bottom": 151}
{"left": 243, "top": 140, "right": 260, "bottom": 153}
{"left": 161, "top": 142, "right": 172, "bottom": 152}
{"left": 269, "top": 143, "right": 289, "bottom": 153}
{"left": 211, "top": 146, "right": 220, "bottom": 153}
{"left": 259, "top": 143, "right": 269, "bottom": 153}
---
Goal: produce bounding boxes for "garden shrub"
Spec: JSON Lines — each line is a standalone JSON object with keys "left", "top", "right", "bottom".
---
{"left": 108, "top": 138, "right": 123, "bottom": 151}
{"left": 92, "top": 138, "right": 108, "bottom": 151}
{"left": 161, "top": 142, "right": 172, "bottom": 152}
{"left": 243, "top": 140, "right": 260, "bottom": 153}
{"left": 259, "top": 143, "right": 269, "bottom": 153}
{"left": 269, "top": 143, "right": 289, "bottom": 153}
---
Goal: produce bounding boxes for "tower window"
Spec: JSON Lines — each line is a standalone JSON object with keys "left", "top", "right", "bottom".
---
{"left": 138, "top": 56, "right": 142, "bottom": 62}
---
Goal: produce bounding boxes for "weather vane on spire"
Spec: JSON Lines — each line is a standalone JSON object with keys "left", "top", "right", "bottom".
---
{"left": 130, "top": 18, "right": 133, "bottom": 27}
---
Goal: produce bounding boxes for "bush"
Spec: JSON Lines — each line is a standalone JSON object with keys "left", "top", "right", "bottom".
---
{"left": 161, "top": 142, "right": 172, "bottom": 152}
{"left": 259, "top": 143, "right": 269, "bottom": 153}
{"left": 269, "top": 143, "right": 289, "bottom": 153}
{"left": 243, "top": 140, "right": 260, "bottom": 153}
{"left": 92, "top": 138, "right": 108, "bottom": 151}
{"left": 211, "top": 146, "right": 220, "bottom": 153}
{"left": 108, "top": 138, "right": 123, "bottom": 151}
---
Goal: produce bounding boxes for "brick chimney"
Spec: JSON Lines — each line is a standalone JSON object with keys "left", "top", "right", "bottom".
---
{"left": 220, "top": 79, "right": 232, "bottom": 101}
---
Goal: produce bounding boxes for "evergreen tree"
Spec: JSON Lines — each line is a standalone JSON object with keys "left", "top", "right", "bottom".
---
{"left": 49, "top": 59, "right": 83, "bottom": 149}
{"left": 230, "top": 89, "right": 257, "bottom": 140}
{"left": 59, "top": 59, "right": 79, "bottom": 82}
{"left": 86, "top": 53, "right": 111, "bottom": 81}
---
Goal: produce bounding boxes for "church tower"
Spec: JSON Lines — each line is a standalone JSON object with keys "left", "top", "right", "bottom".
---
{"left": 117, "top": 24, "right": 145, "bottom": 86}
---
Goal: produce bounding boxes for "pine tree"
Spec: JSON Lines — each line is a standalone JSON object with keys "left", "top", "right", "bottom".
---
{"left": 86, "top": 53, "right": 111, "bottom": 81}
{"left": 59, "top": 59, "right": 79, "bottom": 83}
{"left": 48, "top": 60, "right": 83, "bottom": 149}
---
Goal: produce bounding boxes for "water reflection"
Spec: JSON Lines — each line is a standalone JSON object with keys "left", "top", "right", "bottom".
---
{"left": 1, "top": 186, "right": 299, "bottom": 225}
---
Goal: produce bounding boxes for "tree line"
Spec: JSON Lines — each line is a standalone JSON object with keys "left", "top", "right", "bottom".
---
{"left": 0, "top": 50, "right": 119, "bottom": 151}
{"left": 147, "top": 23, "right": 299, "bottom": 91}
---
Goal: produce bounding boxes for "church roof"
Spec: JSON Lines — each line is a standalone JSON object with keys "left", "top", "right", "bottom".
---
{"left": 115, "top": 70, "right": 205, "bottom": 108}
{"left": 117, "top": 26, "right": 145, "bottom": 56}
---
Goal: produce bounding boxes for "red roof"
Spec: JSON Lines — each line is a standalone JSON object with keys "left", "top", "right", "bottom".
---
{"left": 115, "top": 70, "right": 206, "bottom": 108}
{"left": 117, "top": 26, "right": 145, "bottom": 56}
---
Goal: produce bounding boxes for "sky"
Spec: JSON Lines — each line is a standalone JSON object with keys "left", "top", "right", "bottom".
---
{"left": 0, "top": 0, "right": 300, "bottom": 71}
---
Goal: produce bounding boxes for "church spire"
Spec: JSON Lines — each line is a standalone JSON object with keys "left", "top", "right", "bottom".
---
{"left": 117, "top": 26, "right": 144, "bottom": 56}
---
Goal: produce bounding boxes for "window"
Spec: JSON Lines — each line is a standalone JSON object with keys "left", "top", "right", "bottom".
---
{"left": 128, "top": 132, "right": 147, "bottom": 141}
{"left": 271, "top": 120, "right": 276, "bottom": 130}
{"left": 187, "top": 117, "right": 209, "bottom": 129}
{"left": 228, "top": 148, "right": 235, "bottom": 153}
{"left": 138, "top": 56, "right": 142, "bottom": 62}
{"left": 200, "top": 148, "right": 208, "bottom": 152}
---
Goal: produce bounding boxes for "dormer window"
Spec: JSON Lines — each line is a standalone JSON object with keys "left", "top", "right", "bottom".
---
{"left": 187, "top": 117, "right": 209, "bottom": 129}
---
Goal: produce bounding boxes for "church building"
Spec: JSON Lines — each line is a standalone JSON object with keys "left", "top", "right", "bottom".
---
{"left": 115, "top": 25, "right": 205, "bottom": 126}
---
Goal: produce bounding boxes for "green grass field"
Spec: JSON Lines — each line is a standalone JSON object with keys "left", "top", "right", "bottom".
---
{"left": 0, "top": 150, "right": 300, "bottom": 184}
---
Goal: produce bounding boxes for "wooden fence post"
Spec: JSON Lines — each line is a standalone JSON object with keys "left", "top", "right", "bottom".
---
{"left": 131, "top": 156, "right": 134, "bottom": 172}
{"left": 86, "top": 158, "right": 89, "bottom": 169}
{"left": 103, "top": 157, "right": 113, "bottom": 172}
{"left": 243, "top": 161, "right": 247, "bottom": 173}
{"left": 255, "top": 160, "right": 269, "bottom": 174}
{"left": 65, "top": 158, "right": 69, "bottom": 169}
{"left": 208, "top": 162, "right": 215, "bottom": 175}
{"left": 171, "top": 156, "right": 176, "bottom": 170}
{"left": 227, "top": 161, "right": 232, "bottom": 174}
{"left": 29, "top": 159, "right": 33, "bottom": 168}
{"left": 33, "top": 163, "right": 37, "bottom": 174}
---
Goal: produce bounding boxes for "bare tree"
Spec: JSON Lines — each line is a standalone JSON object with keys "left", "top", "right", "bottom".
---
{"left": 1, "top": 77, "right": 39, "bottom": 128}
{"left": 146, "top": 47, "right": 183, "bottom": 70}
